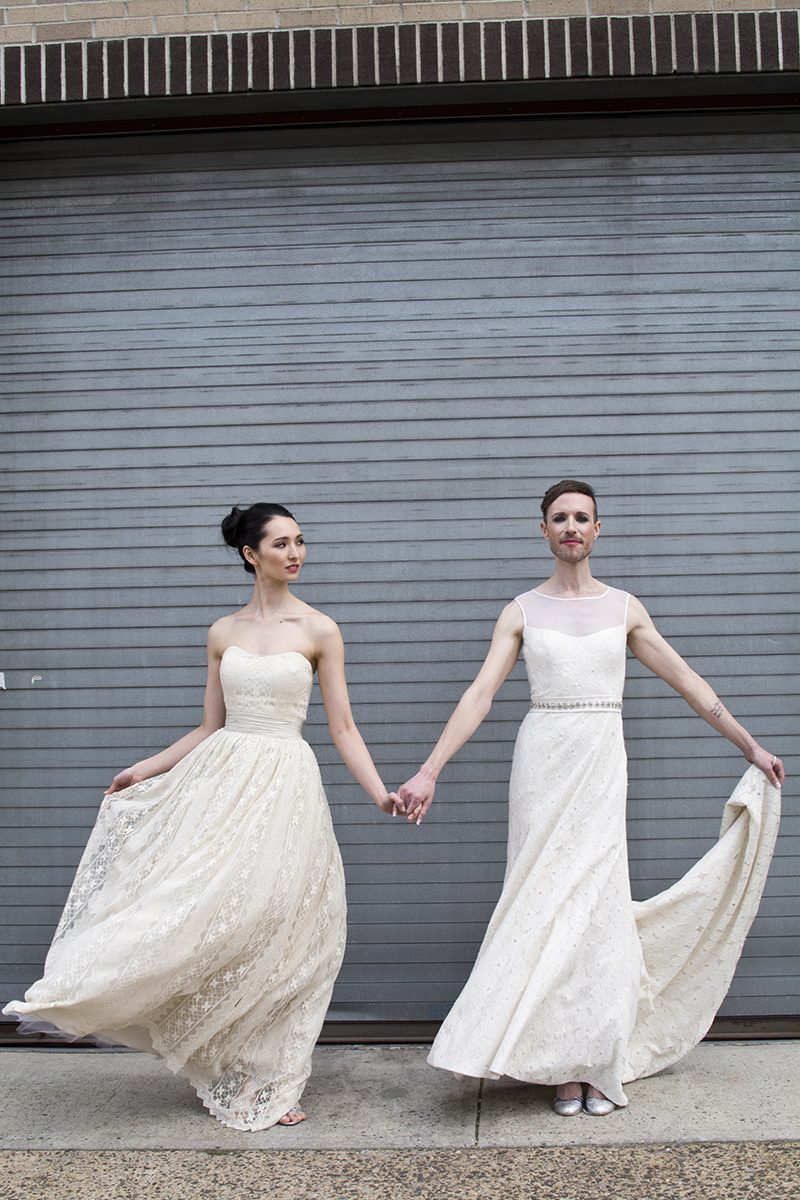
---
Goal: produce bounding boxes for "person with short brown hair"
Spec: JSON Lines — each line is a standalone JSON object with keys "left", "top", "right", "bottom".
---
{"left": 399, "top": 480, "right": 783, "bottom": 1116}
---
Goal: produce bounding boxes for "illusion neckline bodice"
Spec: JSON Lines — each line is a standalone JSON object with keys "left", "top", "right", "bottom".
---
{"left": 531, "top": 585, "right": 611, "bottom": 601}
{"left": 515, "top": 587, "right": 630, "bottom": 707}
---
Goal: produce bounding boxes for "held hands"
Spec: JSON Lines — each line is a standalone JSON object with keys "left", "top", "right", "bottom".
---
{"left": 375, "top": 791, "right": 405, "bottom": 817}
{"left": 398, "top": 769, "right": 436, "bottom": 826}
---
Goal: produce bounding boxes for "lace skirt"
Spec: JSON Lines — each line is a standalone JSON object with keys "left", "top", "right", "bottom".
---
{"left": 3, "top": 728, "right": 347, "bottom": 1130}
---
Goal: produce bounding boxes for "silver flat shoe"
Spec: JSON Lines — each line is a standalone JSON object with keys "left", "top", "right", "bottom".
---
{"left": 584, "top": 1093, "right": 615, "bottom": 1116}
{"left": 553, "top": 1095, "right": 583, "bottom": 1117}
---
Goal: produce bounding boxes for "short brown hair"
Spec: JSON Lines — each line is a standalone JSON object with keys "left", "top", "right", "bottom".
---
{"left": 540, "top": 479, "right": 597, "bottom": 521}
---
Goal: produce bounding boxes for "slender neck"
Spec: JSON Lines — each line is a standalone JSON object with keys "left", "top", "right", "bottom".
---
{"left": 543, "top": 559, "right": 600, "bottom": 597}
{"left": 247, "top": 574, "right": 294, "bottom": 617}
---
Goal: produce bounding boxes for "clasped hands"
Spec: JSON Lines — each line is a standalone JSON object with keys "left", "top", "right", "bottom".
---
{"left": 381, "top": 768, "right": 436, "bottom": 825}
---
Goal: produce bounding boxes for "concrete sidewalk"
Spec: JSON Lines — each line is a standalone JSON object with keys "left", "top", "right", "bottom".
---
{"left": 2, "top": 1041, "right": 798, "bottom": 1149}
{"left": 1, "top": 1042, "right": 798, "bottom": 1198}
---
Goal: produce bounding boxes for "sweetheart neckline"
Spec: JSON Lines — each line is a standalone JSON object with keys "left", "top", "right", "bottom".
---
{"left": 222, "top": 646, "right": 314, "bottom": 672}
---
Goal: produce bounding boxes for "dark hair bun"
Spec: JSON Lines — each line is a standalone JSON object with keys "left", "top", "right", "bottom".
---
{"left": 221, "top": 506, "right": 244, "bottom": 549}
{"left": 221, "top": 503, "right": 296, "bottom": 575}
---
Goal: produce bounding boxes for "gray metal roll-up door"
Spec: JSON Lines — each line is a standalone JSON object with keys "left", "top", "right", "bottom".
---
{"left": 1, "top": 112, "right": 798, "bottom": 1023}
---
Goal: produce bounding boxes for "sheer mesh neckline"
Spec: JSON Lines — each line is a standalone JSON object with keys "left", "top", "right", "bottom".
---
{"left": 532, "top": 586, "right": 610, "bottom": 600}
{"left": 516, "top": 585, "right": 629, "bottom": 638}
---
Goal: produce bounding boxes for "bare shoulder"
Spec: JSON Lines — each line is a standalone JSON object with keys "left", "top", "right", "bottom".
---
{"left": 207, "top": 614, "right": 237, "bottom": 654}
{"left": 304, "top": 606, "right": 343, "bottom": 651}
{"left": 498, "top": 599, "right": 524, "bottom": 635}
{"left": 626, "top": 593, "right": 657, "bottom": 636}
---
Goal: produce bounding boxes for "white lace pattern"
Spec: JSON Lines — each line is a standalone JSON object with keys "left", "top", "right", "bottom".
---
{"left": 3, "top": 648, "right": 346, "bottom": 1131}
{"left": 428, "top": 587, "right": 781, "bottom": 1106}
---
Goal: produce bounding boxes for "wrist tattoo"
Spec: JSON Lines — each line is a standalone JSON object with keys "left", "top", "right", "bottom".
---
{"left": 710, "top": 699, "right": 724, "bottom": 720}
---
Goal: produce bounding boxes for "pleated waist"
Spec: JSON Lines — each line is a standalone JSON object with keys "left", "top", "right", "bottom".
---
{"left": 529, "top": 697, "right": 622, "bottom": 713}
{"left": 224, "top": 712, "right": 304, "bottom": 739}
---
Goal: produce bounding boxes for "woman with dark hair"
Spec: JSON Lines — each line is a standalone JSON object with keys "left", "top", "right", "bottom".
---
{"left": 4, "top": 503, "right": 402, "bottom": 1130}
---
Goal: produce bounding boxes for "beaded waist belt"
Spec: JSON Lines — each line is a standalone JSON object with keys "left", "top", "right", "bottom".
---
{"left": 529, "top": 699, "right": 622, "bottom": 712}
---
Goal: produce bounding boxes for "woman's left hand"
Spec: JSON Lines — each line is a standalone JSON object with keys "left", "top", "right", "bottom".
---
{"left": 375, "top": 791, "right": 405, "bottom": 816}
{"left": 748, "top": 745, "right": 785, "bottom": 787}
{"left": 104, "top": 764, "right": 146, "bottom": 795}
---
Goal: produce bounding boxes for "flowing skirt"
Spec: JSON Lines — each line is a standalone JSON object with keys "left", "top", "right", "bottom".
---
{"left": 428, "top": 710, "right": 780, "bottom": 1106}
{"left": 3, "top": 728, "right": 347, "bottom": 1130}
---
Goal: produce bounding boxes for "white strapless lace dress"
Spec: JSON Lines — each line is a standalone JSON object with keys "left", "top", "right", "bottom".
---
{"left": 428, "top": 587, "right": 780, "bottom": 1106}
{"left": 3, "top": 647, "right": 346, "bottom": 1131}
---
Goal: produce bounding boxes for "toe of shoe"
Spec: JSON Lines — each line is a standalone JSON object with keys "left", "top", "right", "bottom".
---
{"left": 553, "top": 1099, "right": 583, "bottom": 1116}
{"left": 584, "top": 1098, "right": 615, "bottom": 1115}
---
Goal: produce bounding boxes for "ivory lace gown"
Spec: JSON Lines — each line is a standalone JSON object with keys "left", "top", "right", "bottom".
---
{"left": 428, "top": 587, "right": 781, "bottom": 1106}
{"left": 3, "top": 647, "right": 346, "bottom": 1131}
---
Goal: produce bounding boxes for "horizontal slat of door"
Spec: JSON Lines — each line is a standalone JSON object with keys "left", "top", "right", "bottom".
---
{"left": 1, "top": 113, "right": 797, "bottom": 1020}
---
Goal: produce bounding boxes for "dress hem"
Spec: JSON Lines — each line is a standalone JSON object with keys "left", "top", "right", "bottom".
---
{"left": 426, "top": 1053, "right": 629, "bottom": 1107}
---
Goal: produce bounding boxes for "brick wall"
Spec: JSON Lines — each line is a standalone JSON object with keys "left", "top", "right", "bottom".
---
{"left": 4, "top": 10, "right": 796, "bottom": 106}
{"left": 1, "top": 0, "right": 794, "bottom": 47}
{"left": 2, "top": 3, "right": 797, "bottom": 108}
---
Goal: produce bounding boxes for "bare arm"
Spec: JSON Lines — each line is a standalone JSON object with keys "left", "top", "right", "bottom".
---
{"left": 315, "top": 617, "right": 401, "bottom": 815}
{"left": 398, "top": 601, "right": 524, "bottom": 824}
{"left": 626, "top": 595, "right": 784, "bottom": 787}
{"left": 104, "top": 626, "right": 228, "bottom": 795}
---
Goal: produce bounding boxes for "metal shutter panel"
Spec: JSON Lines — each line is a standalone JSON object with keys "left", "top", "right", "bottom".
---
{"left": 2, "top": 114, "right": 798, "bottom": 1020}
